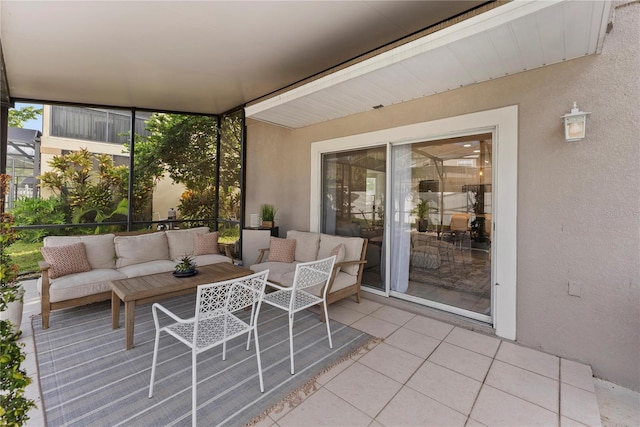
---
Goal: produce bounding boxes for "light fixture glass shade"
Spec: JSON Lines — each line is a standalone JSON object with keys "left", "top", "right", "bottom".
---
{"left": 562, "top": 102, "right": 590, "bottom": 141}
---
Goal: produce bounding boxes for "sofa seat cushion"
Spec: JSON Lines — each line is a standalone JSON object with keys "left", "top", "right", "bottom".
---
{"left": 166, "top": 227, "right": 210, "bottom": 259}
{"left": 278, "top": 270, "right": 355, "bottom": 297}
{"left": 43, "top": 234, "right": 116, "bottom": 269}
{"left": 249, "top": 261, "right": 298, "bottom": 284}
{"left": 37, "top": 269, "right": 127, "bottom": 303}
{"left": 188, "top": 254, "right": 231, "bottom": 267}
{"left": 117, "top": 260, "right": 176, "bottom": 278}
{"left": 115, "top": 232, "right": 169, "bottom": 268}
{"left": 318, "top": 235, "right": 364, "bottom": 275}
{"left": 286, "top": 231, "right": 320, "bottom": 262}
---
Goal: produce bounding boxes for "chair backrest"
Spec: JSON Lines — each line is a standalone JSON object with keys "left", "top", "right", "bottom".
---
{"left": 291, "top": 256, "right": 336, "bottom": 301}
{"left": 449, "top": 213, "right": 470, "bottom": 231}
{"left": 411, "top": 231, "right": 431, "bottom": 248}
{"left": 194, "top": 270, "right": 269, "bottom": 325}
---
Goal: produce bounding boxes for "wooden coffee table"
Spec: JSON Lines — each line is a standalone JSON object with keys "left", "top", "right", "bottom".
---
{"left": 110, "top": 262, "right": 253, "bottom": 349}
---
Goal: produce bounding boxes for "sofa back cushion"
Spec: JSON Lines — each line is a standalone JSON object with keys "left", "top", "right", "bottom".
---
{"left": 115, "top": 232, "right": 169, "bottom": 268}
{"left": 43, "top": 234, "right": 116, "bottom": 269}
{"left": 40, "top": 242, "right": 92, "bottom": 279}
{"left": 286, "top": 230, "right": 320, "bottom": 262}
{"left": 318, "top": 234, "right": 364, "bottom": 275}
{"left": 165, "top": 226, "right": 210, "bottom": 259}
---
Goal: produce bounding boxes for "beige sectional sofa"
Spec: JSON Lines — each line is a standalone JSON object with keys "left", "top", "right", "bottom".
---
{"left": 38, "top": 227, "right": 231, "bottom": 328}
{"left": 250, "top": 230, "right": 368, "bottom": 316}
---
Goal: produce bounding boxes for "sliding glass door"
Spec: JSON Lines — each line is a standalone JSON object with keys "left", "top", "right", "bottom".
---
{"left": 390, "top": 134, "right": 493, "bottom": 319}
{"left": 313, "top": 106, "right": 517, "bottom": 333}
{"left": 321, "top": 147, "right": 386, "bottom": 291}
{"left": 320, "top": 135, "right": 493, "bottom": 320}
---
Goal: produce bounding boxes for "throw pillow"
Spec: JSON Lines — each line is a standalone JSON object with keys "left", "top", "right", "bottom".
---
{"left": 267, "top": 237, "right": 296, "bottom": 263}
{"left": 330, "top": 243, "right": 346, "bottom": 272}
{"left": 40, "top": 242, "right": 92, "bottom": 280}
{"left": 193, "top": 232, "right": 220, "bottom": 255}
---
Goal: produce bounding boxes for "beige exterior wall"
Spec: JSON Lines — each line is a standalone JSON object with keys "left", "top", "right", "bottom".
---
{"left": 152, "top": 172, "right": 186, "bottom": 222}
{"left": 245, "top": 3, "right": 640, "bottom": 390}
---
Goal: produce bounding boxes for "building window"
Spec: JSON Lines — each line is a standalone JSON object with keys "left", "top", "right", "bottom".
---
{"left": 50, "top": 105, "right": 150, "bottom": 144}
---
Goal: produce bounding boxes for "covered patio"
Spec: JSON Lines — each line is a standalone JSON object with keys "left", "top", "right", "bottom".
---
{"left": 2, "top": 0, "right": 639, "bottom": 425}
{"left": 18, "top": 277, "right": 635, "bottom": 426}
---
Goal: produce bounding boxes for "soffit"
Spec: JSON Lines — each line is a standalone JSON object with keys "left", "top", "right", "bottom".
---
{"left": 0, "top": 0, "right": 486, "bottom": 114}
{"left": 246, "top": 0, "right": 612, "bottom": 129}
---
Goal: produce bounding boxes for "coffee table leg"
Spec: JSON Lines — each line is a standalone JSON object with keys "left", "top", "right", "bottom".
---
{"left": 111, "top": 291, "right": 120, "bottom": 329}
{"left": 124, "top": 301, "right": 136, "bottom": 350}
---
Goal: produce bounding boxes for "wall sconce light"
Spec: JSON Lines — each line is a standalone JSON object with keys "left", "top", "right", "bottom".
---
{"left": 562, "top": 101, "right": 591, "bottom": 142}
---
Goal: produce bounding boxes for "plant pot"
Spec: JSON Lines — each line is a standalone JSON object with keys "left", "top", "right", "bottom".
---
{"left": 0, "top": 286, "right": 25, "bottom": 334}
{"left": 261, "top": 221, "right": 274, "bottom": 228}
{"left": 173, "top": 269, "right": 198, "bottom": 277}
{"left": 417, "top": 219, "right": 428, "bottom": 232}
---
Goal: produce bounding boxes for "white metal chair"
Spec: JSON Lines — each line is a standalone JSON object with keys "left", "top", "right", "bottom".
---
{"left": 261, "top": 255, "right": 336, "bottom": 374}
{"left": 148, "top": 270, "right": 269, "bottom": 427}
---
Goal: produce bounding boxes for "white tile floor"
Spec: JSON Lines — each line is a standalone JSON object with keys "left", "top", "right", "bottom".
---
{"left": 16, "top": 279, "right": 640, "bottom": 427}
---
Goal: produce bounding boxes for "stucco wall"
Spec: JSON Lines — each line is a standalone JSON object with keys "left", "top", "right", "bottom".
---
{"left": 244, "top": 123, "right": 310, "bottom": 235}
{"left": 245, "top": 2, "right": 640, "bottom": 390}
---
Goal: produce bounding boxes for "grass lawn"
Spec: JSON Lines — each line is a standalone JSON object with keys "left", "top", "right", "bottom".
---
{"left": 8, "top": 241, "right": 43, "bottom": 276}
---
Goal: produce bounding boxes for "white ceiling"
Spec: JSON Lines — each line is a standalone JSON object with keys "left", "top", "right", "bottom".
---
{"left": 0, "top": 0, "right": 486, "bottom": 114}
{"left": 247, "top": 0, "right": 612, "bottom": 128}
{"left": 1, "top": 1, "right": 613, "bottom": 129}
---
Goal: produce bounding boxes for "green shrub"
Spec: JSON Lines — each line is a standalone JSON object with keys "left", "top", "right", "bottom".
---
{"left": 0, "top": 174, "right": 36, "bottom": 426}
{"left": 11, "top": 196, "right": 66, "bottom": 243}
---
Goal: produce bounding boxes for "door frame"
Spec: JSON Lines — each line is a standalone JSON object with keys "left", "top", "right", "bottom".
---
{"left": 310, "top": 105, "right": 517, "bottom": 340}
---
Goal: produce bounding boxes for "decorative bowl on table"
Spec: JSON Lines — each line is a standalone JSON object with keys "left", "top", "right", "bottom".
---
{"left": 174, "top": 255, "right": 198, "bottom": 277}
{"left": 173, "top": 269, "right": 198, "bottom": 277}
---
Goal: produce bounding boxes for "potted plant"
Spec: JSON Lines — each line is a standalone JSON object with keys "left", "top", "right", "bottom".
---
{"left": 0, "top": 173, "right": 36, "bottom": 426}
{"left": 469, "top": 185, "right": 490, "bottom": 250}
{"left": 174, "top": 255, "right": 197, "bottom": 277}
{"left": 412, "top": 199, "right": 433, "bottom": 232}
{"left": 259, "top": 204, "right": 277, "bottom": 228}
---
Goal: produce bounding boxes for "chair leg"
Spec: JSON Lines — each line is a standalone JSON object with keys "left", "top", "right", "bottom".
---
{"left": 323, "top": 302, "right": 333, "bottom": 349}
{"left": 42, "top": 305, "right": 50, "bottom": 329}
{"left": 192, "top": 350, "right": 197, "bottom": 427}
{"left": 246, "top": 302, "right": 256, "bottom": 350}
{"left": 148, "top": 329, "right": 160, "bottom": 398}
{"left": 253, "top": 328, "right": 264, "bottom": 392}
{"left": 222, "top": 316, "right": 228, "bottom": 360}
{"left": 289, "top": 313, "right": 295, "bottom": 375}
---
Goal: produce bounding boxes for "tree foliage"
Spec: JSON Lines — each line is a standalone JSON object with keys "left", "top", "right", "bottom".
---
{"left": 141, "top": 112, "right": 242, "bottom": 221}
{"left": 144, "top": 114, "right": 218, "bottom": 192}
{"left": 38, "top": 148, "right": 134, "bottom": 228}
{"left": 8, "top": 106, "right": 42, "bottom": 128}
{"left": 23, "top": 111, "right": 242, "bottom": 234}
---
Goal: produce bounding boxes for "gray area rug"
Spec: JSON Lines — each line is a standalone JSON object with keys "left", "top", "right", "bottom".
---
{"left": 32, "top": 295, "right": 373, "bottom": 426}
{"left": 409, "top": 252, "right": 491, "bottom": 297}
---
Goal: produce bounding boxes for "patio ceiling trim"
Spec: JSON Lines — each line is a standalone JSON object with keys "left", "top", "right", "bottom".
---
{"left": 245, "top": 0, "right": 611, "bottom": 129}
